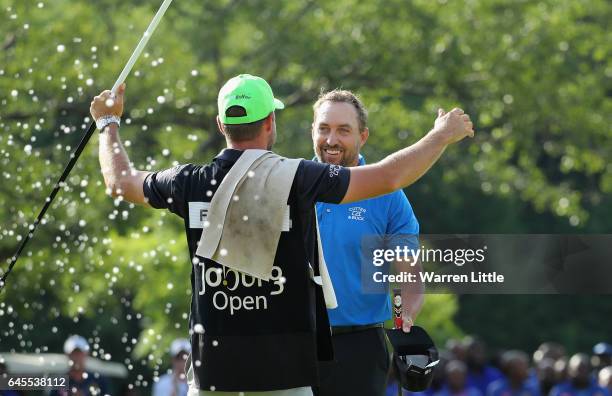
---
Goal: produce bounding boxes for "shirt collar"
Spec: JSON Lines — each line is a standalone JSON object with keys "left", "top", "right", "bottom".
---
{"left": 312, "top": 154, "right": 366, "bottom": 166}
{"left": 214, "top": 148, "right": 244, "bottom": 163}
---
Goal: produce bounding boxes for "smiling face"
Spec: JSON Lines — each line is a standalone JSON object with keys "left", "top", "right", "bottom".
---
{"left": 312, "top": 101, "right": 368, "bottom": 167}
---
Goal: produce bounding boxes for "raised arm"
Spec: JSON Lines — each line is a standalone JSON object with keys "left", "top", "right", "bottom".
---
{"left": 90, "top": 84, "right": 151, "bottom": 206}
{"left": 341, "top": 108, "right": 473, "bottom": 203}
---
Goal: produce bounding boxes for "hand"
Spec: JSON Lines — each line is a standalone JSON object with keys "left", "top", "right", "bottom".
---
{"left": 90, "top": 83, "right": 126, "bottom": 121}
{"left": 432, "top": 107, "right": 474, "bottom": 145}
{"left": 402, "top": 310, "right": 414, "bottom": 333}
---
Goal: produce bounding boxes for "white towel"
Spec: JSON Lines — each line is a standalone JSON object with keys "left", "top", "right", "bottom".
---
{"left": 195, "top": 149, "right": 337, "bottom": 308}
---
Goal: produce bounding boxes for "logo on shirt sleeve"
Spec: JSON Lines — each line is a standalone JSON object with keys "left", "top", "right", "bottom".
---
{"left": 188, "top": 201, "right": 211, "bottom": 228}
{"left": 328, "top": 165, "right": 341, "bottom": 178}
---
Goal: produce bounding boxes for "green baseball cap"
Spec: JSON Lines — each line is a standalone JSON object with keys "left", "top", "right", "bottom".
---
{"left": 217, "top": 74, "right": 285, "bottom": 125}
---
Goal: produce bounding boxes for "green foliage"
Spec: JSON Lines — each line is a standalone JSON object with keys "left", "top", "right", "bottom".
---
{"left": 457, "top": 295, "right": 612, "bottom": 354}
{"left": 0, "top": 0, "right": 610, "bottom": 387}
{"left": 415, "top": 294, "right": 463, "bottom": 346}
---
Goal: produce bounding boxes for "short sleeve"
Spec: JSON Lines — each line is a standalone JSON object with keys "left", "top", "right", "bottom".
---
{"left": 143, "top": 164, "right": 194, "bottom": 217}
{"left": 296, "top": 160, "right": 350, "bottom": 205}
{"left": 386, "top": 190, "right": 420, "bottom": 251}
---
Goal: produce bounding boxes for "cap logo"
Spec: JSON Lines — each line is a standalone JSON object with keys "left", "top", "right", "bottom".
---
{"left": 234, "top": 94, "right": 251, "bottom": 100}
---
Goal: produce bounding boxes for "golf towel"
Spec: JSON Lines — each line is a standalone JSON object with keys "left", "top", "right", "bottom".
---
{"left": 195, "top": 149, "right": 337, "bottom": 308}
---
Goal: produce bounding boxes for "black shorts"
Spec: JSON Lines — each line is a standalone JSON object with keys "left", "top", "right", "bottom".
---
{"left": 314, "top": 327, "right": 390, "bottom": 396}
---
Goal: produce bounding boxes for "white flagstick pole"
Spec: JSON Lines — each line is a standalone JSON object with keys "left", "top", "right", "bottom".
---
{"left": 111, "top": 0, "right": 174, "bottom": 93}
{"left": 1, "top": 0, "right": 174, "bottom": 291}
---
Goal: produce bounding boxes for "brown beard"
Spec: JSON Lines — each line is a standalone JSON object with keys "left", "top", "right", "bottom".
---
{"left": 317, "top": 147, "right": 359, "bottom": 167}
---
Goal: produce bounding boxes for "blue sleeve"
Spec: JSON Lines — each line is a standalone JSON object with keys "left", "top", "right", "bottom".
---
{"left": 385, "top": 190, "right": 419, "bottom": 251}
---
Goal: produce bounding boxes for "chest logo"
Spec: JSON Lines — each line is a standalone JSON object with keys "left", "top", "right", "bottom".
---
{"left": 348, "top": 206, "right": 366, "bottom": 221}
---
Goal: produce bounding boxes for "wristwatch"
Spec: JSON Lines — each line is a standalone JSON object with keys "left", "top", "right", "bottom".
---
{"left": 96, "top": 115, "right": 121, "bottom": 132}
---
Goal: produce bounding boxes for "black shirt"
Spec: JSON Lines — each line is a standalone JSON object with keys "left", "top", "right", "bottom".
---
{"left": 143, "top": 149, "right": 350, "bottom": 391}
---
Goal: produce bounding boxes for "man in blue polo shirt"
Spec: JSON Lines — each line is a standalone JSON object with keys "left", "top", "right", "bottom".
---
{"left": 312, "top": 90, "right": 424, "bottom": 396}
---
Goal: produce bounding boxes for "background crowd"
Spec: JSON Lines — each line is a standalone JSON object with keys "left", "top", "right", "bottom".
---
{"left": 1, "top": 0, "right": 611, "bottom": 395}
{"left": 3, "top": 335, "right": 611, "bottom": 396}
{"left": 387, "top": 338, "right": 612, "bottom": 396}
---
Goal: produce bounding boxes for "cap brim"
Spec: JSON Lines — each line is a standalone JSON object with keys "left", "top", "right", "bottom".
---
{"left": 274, "top": 98, "right": 285, "bottom": 110}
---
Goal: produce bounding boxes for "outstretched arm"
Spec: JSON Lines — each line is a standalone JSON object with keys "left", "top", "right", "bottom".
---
{"left": 341, "top": 108, "right": 474, "bottom": 203}
{"left": 90, "top": 84, "right": 151, "bottom": 206}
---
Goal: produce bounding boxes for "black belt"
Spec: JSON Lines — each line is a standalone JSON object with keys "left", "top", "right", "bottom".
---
{"left": 331, "top": 323, "right": 384, "bottom": 335}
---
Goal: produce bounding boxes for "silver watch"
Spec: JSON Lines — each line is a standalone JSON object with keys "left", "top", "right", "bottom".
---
{"left": 96, "top": 115, "right": 121, "bottom": 131}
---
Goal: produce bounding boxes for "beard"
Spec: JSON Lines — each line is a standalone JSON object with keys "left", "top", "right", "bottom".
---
{"left": 315, "top": 143, "right": 360, "bottom": 167}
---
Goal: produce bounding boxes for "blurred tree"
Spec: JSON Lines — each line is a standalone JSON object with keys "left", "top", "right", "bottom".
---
{"left": 0, "top": 0, "right": 610, "bottom": 390}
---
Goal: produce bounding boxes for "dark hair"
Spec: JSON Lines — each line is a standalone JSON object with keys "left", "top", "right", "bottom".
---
{"left": 222, "top": 106, "right": 269, "bottom": 141}
{"left": 313, "top": 89, "right": 368, "bottom": 132}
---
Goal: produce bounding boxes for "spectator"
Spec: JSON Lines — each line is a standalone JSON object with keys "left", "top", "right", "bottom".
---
{"left": 0, "top": 362, "right": 21, "bottom": 396}
{"left": 550, "top": 354, "right": 609, "bottom": 396}
{"left": 533, "top": 343, "right": 566, "bottom": 366}
{"left": 528, "top": 342, "right": 565, "bottom": 395}
{"left": 464, "top": 338, "right": 503, "bottom": 394}
{"left": 435, "top": 360, "right": 482, "bottom": 396}
{"left": 536, "top": 358, "right": 558, "bottom": 396}
{"left": 599, "top": 367, "right": 612, "bottom": 394}
{"left": 554, "top": 358, "right": 569, "bottom": 384}
{"left": 152, "top": 339, "right": 190, "bottom": 396}
{"left": 50, "top": 335, "right": 109, "bottom": 396}
{"left": 487, "top": 351, "right": 539, "bottom": 396}
{"left": 447, "top": 340, "right": 468, "bottom": 362}
{"left": 592, "top": 344, "right": 612, "bottom": 372}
